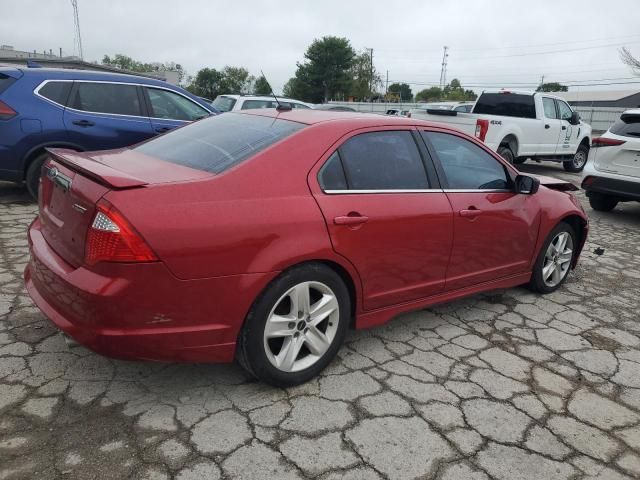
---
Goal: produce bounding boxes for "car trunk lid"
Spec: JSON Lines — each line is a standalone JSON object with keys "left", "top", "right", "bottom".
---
{"left": 39, "top": 148, "right": 212, "bottom": 268}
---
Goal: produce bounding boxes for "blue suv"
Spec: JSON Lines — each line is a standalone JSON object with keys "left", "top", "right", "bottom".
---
{"left": 0, "top": 65, "right": 216, "bottom": 197}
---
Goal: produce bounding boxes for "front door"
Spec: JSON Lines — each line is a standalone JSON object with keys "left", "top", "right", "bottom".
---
{"left": 142, "top": 86, "right": 211, "bottom": 135}
{"left": 538, "top": 97, "right": 563, "bottom": 156}
{"left": 311, "top": 129, "right": 454, "bottom": 311}
{"left": 421, "top": 130, "right": 540, "bottom": 291}
{"left": 556, "top": 100, "right": 579, "bottom": 155}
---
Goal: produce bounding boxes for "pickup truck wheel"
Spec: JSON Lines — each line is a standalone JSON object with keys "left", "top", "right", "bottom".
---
{"left": 563, "top": 145, "right": 589, "bottom": 172}
{"left": 25, "top": 152, "right": 49, "bottom": 200}
{"left": 588, "top": 193, "right": 618, "bottom": 212}
{"left": 497, "top": 146, "right": 515, "bottom": 165}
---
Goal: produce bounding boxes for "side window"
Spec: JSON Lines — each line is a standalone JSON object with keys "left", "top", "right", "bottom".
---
{"left": 424, "top": 132, "right": 510, "bottom": 190}
{"left": 557, "top": 100, "right": 573, "bottom": 121}
{"left": 146, "top": 88, "right": 209, "bottom": 121}
{"left": 339, "top": 131, "right": 429, "bottom": 190}
{"left": 241, "top": 99, "right": 274, "bottom": 110}
{"left": 318, "top": 152, "right": 348, "bottom": 190}
{"left": 71, "top": 82, "right": 142, "bottom": 116}
{"left": 292, "top": 103, "right": 311, "bottom": 109}
{"left": 38, "top": 81, "right": 72, "bottom": 106}
{"left": 542, "top": 98, "right": 558, "bottom": 119}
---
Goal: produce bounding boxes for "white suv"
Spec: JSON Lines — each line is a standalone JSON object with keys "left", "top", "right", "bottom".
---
{"left": 212, "top": 94, "right": 312, "bottom": 112}
{"left": 582, "top": 109, "right": 640, "bottom": 211}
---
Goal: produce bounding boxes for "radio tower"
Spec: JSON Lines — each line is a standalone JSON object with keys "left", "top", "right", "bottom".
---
{"left": 70, "top": 0, "right": 84, "bottom": 60}
{"left": 439, "top": 46, "right": 449, "bottom": 90}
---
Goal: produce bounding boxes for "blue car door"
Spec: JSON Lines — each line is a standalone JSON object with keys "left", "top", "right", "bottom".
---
{"left": 64, "top": 81, "right": 153, "bottom": 150}
{"left": 142, "top": 86, "right": 212, "bottom": 134}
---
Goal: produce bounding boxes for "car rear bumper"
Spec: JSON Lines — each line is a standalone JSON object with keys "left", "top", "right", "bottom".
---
{"left": 24, "top": 217, "right": 278, "bottom": 363}
{"left": 582, "top": 175, "right": 640, "bottom": 201}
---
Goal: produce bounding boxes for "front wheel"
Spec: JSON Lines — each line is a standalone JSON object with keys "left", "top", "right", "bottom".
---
{"left": 529, "top": 223, "right": 576, "bottom": 294}
{"left": 563, "top": 144, "right": 589, "bottom": 172}
{"left": 237, "top": 263, "right": 350, "bottom": 387}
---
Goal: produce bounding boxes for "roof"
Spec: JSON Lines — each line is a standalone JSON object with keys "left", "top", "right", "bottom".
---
{"left": 550, "top": 90, "right": 640, "bottom": 102}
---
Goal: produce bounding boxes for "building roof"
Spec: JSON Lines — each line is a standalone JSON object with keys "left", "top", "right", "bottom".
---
{"left": 550, "top": 90, "right": 640, "bottom": 102}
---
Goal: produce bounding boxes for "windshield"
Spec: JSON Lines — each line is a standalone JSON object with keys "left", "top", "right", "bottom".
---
{"left": 211, "top": 95, "right": 237, "bottom": 112}
{"left": 134, "top": 113, "right": 305, "bottom": 174}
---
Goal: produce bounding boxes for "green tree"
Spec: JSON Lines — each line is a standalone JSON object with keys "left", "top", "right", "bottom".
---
{"left": 253, "top": 75, "right": 272, "bottom": 95}
{"left": 186, "top": 67, "right": 224, "bottom": 99}
{"left": 388, "top": 83, "right": 412, "bottom": 101}
{"left": 349, "top": 50, "right": 382, "bottom": 101}
{"left": 415, "top": 86, "right": 443, "bottom": 102}
{"left": 219, "top": 66, "right": 254, "bottom": 94}
{"left": 286, "top": 36, "right": 355, "bottom": 103}
{"left": 536, "top": 82, "right": 568, "bottom": 92}
{"left": 102, "top": 54, "right": 185, "bottom": 83}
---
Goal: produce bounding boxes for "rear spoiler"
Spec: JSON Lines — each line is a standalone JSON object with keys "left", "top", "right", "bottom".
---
{"left": 46, "top": 148, "right": 148, "bottom": 189}
{"left": 425, "top": 109, "right": 458, "bottom": 116}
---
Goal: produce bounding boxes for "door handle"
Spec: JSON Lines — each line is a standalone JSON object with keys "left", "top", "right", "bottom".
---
{"left": 155, "top": 127, "right": 172, "bottom": 133}
{"left": 72, "top": 119, "right": 94, "bottom": 127}
{"left": 459, "top": 208, "right": 482, "bottom": 218}
{"left": 561, "top": 125, "right": 567, "bottom": 130}
{"left": 545, "top": 124, "right": 550, "bottom": 129}
{"left": 334, "top": 214, "right": 369, "bottom": 226}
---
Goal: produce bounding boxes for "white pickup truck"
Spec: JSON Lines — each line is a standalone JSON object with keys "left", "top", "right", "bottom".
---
{"left": 410, "top": 90, "right": 592, "bottom": 172}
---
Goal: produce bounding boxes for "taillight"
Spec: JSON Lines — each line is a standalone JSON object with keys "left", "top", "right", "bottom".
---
{"left": 475, "top": 119, "right": 489, "bottom": 142}
{"left": 591, "top": 137, "right": 625, "bottom": 148}
{"left": 85, "top": 201, "right": 157, "bottom": 265}
{"left": 0, "top": 100, "right": 17, "bottom": 120}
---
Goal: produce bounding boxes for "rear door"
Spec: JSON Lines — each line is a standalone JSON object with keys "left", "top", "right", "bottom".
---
{"left": 421, "top": 130, "right": 540, "bottom": 291}
{"left": 311, "top": 128, "right": 454, "bottom": 311}
{"left": 64, "top": 81, "right": 153, "bottom": 150}
{"left": 142, "top": 86, "right": 211, "bottom": 134}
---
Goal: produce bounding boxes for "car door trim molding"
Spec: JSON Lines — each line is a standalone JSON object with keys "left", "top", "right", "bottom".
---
{"left": 323, "top": 189, "right": 444, "bottom": 194}
{"left": 443, "top": 189, "right": 512, "bottom": 193}
{"left": 34, "top": 79, "right": 209, "bottom": 121}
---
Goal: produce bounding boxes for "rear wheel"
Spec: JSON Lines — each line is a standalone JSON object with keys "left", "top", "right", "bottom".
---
{"left": 497, "top": 146, "right": 515, "bottom": 165}
{"left": 529, "top": 223, "right": 576, "bottom": 294}
{"left": 588, "top": 193, "right": 618, "bottom": 212}
{"left": 237, "top": 263, "right": 350, "bottom": 387}
{"left": 25, "top": 152, "right": 49, "bottom": 199}
{"left": 563, "top": 144, "right": 588, "bottom": 172}
{"left": 513, "top": 157, "right": 526, "bottom": 165}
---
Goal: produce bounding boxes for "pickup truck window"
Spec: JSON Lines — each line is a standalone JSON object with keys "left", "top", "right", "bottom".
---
{"left": 473, "top": 93, "right": 536, "bottom": 119}
{"left": 542, "top": 98, "right": 558, "bottom": 119}
{"left": 557, "top": 100, "right": 573, "bottom": 121}
{"left": 424, "top": 132, "right": 509, "bottom": 190}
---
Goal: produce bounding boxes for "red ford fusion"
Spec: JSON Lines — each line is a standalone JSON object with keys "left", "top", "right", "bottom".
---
{"left": 24, "top": 109, "right": 588, "bottom": 386}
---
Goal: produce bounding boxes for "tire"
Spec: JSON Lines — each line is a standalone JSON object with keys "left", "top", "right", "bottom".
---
{"left": 563, "top": 144, "right": 589, "bottom": 172}
{"left": 513, "top": 157, "right": 526, "bottom": 165}
{"left": 529, "top": 222, "right": 576, "bottom": 294}
{"left": 588, "top": 193, "right": 618, "bottom": 212}
{"left": 237, "top": 263, "right": 351, "bottom": 387}
{"left": 25, "top": 152, "right": 49, "bottom": 200}
{"left": 497, "top": 146, "right": 515, "bottom": 165}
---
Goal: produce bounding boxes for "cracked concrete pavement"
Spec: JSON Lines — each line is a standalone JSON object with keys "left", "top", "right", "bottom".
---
{"left": 1, "top": 163, "right": 640, "bottom": 480}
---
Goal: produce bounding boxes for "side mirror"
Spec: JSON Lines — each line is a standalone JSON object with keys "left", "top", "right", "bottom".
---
{"left": 569, "top": 111, "right": 580, "bottom": 125}
{"left": 514, "top": 174, "right": 540, "bottom": 195}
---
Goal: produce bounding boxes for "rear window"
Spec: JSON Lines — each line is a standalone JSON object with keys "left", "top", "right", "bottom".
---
{"left": 38, "top": 81, "right": 72, "bottom": 105}
{"left": 473, "top": 93, "right": 536, "bottom": 119}
{"left": 0, "top": 73, "right": 16, "bottom": 94}
{"left": 610, "top": 114, "right": 640, "bottom": 138}
{"left": 212, "top": 95, "right": 237, "bottom": 112}
{"left": 134, "top": 113, "right": 305, "bottom": 173}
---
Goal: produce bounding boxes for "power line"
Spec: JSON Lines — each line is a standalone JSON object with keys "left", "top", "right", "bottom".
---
{"left": 455, "top": 41, "right": 640, "bottom": 60}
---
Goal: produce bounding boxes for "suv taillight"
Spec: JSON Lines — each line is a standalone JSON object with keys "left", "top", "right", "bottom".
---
{"left": 0, "top": 100, "right": 16, "bottom": 120}
{"left": 592, "top": 137, "right": 626, "bottom": 147}
{"left": 85, "top": 201, "right": 157, "bottom": 265}
{"left": 475, "top": 119, "right": 489, "bottom": 142}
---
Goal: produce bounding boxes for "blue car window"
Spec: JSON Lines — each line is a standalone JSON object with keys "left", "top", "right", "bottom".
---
{"left": 70, "top": 82, "right": 142, "bottom": 116}
{"left": 146, "top": 88, "right": 209, "bottom": 121}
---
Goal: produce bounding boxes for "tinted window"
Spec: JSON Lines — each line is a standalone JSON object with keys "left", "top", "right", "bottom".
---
{"left": 339, "top": 131, "right": 429, "bottom": 190}
{"left": 212, "top": 95, "right": 237, "bottom": 112}
{"left": 38, "top": 81, "right": 72, "bottom": 105}
{"left": 542, "top": 98, "right": 558, "bottom": 119}
{"left": 146, "top": 88, "right": 209, "bottom": 121}
{"left": 473, "top": 93, "right": 536, "bottom": 119}
{"left": 134, "top": 113, "right": 304, "bottom": 173}
{"left": 557, "top": 100, "right": 573, "bottom": 121}
{"left": 292, "top": 103, "right": 311, "bottom": 109}
{"left": 454, "top": 105, "right": 472, "bottom": 113}
{"left": 424, "top": 132, "right": 510, "bottom": 190}
{"left": 318, "top": 152, "right": 348, "bottom": 190}
{"left": 241, "top": 99, "right": 274, "bottom": 110}
{"left": 0, "top": 73, "right": 16, "bottom": 94}
{"left": 71, "top": 82, "right": 142, "bottom": 116}
{"left": 610, "top": 113, "right": 640, "bottom": 137}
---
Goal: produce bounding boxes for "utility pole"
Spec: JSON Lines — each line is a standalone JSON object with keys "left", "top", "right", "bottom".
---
{"left": 385, "top": 70, "right": 389, "bottom": 96}
{"left": 368, "top": 48, "right": 374, "bottom": 100}
{"left": 439, "top": 46, "right": 449, "bottom": 90}
{"left": 539, "top": 74, "right": 545, "bottom": 89}
{"left": 70, "top": 0, "right": 84, "bottom": 60}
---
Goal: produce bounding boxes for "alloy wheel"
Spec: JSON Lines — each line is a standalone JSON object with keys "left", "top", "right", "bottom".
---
{"left": 542, "top": 231, "right": 574, "bottom": 288}
{"left": 572, "top": 150, "right": 587, "bottom": 169}
{"left": 263, "top": 281, "right": 340, "bottom": 372}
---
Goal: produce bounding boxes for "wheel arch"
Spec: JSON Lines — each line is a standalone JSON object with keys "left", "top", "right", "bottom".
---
{"left": 22, "top": 141, "right": 84, "bottom": 179}
{"left": 499, "top": 133, "right": 519, "bottom": 157}
{"left": 578, "top": 136, "right": 590, "bottom": 150}
{"left": 559, "top": 214, "right": 588, "bottom": 268}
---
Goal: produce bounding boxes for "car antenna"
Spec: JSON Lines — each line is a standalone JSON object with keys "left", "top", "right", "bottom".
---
{"left": 261, "top": 70, "right": 291, "bottom": 112}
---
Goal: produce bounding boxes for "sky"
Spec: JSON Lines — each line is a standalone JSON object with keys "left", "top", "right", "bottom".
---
{"left": 2, "top": 0, "right": 640, "bottom": 96}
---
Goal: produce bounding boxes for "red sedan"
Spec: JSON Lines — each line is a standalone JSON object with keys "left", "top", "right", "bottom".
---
{"left": 24, "top": 109, "right": 588, "bottom": 386}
